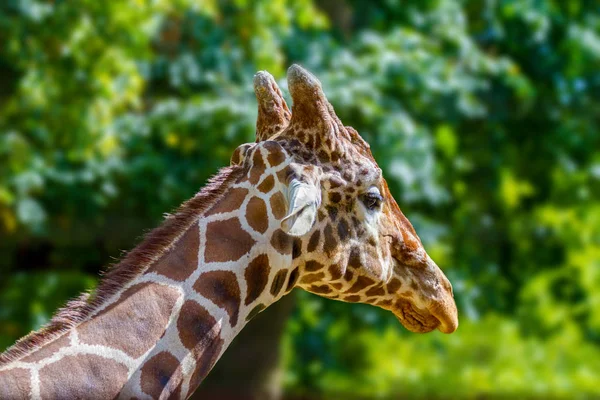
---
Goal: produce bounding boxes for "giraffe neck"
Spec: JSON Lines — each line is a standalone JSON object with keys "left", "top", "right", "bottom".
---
{"left": 0, "top": 161, "right": 297, "bottom": 399}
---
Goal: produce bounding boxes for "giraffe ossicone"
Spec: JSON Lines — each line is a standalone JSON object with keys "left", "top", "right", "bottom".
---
{"left": 0, "top": 65, "right": 458, "bottom": 399}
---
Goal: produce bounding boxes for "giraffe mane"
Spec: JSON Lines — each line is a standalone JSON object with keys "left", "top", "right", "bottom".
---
{"left": 0, "top": 166, "right": 243, "bottom": 366}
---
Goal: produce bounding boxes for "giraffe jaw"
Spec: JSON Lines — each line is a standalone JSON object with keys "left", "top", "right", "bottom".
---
{"left": 392, "top": 297, "right": 458, "bottom": 334}
{"left": 392, "top": 300, "right": 441, "bottom": 333}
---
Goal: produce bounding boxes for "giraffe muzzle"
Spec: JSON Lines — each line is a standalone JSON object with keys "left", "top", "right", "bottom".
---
{"left": 392, "top": 301, "right": 441, "bottom": 333}
{"left": 389, "top": 256, "right": 459, "bottom": 334}
{"left": 423, "top": 263, "right": 458, "bottom": 334}
{"left": 392, "top": 297, "right": 458, "bottom": 334}
{"left": 428, "top": 265, "right": 459, "bottom": 334}
{"left": 428, "top": 297, "right": 459, "bottom": 334}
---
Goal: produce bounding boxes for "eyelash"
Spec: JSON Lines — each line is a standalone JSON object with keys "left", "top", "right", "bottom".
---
{"left": 362, "top": 191, "right": 383, "bottom": 210}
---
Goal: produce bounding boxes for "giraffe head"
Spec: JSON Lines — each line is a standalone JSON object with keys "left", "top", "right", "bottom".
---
{"left": 233, "top": 65, "right": 458, "bottom": 334}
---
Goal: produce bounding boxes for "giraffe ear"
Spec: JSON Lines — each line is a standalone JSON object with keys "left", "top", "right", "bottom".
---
{"left": 281, "top": 178, "right": 321, "bottom": 237}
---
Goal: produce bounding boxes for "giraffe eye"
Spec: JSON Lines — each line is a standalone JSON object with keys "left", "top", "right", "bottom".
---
{"left": 362, "top": 187, "right": 383, "bottom": 211}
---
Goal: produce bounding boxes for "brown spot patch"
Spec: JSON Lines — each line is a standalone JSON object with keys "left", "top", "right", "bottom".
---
{"left": 365, "top": 297, "right": 380, "bottom": 305}
{"left": 230, "top": 147, "right": 243, "bottom": 166}
{"left": 323, "top": 224, "right": 336, "bottom": 256}
{"left": 141, "top": 351, "right": 181, "bottom": 399}
{"left": 386, "top": 278, "right": 402, "bottom": 294}
{"left": 352, "top": 216, "right": 366, "bottom": 237}
{"left": 328, "top": 264, "right": 343, "bottom": 280}
{"left": 327, "top": 206, "right": 338, "bottom": 221}
{"left": 194, "top": 271, "right": 241, "bottom": 326}
{"left": 304, "top": 260, "right": 324, "bottom": 272}
{"left": 177, "top": 300, "right": 219, "bottom": 350}
{"left": 331, "top": 150, "right": 340, "bottom": 162}
{"left": 310, "top": 285, "right": 332, "bottom": 295}
{"left": 318, "top": 149, "right": 330, "bottom": 162}
{"left": 206, "top": 188, "right": 248, "bottom": 216}
{"left": 245, "top": 254, "right": 270, "bottom": 305}
{"left": 270, "top": 269, "right": 288, "bottom": 297}
{"left": 39, "top": 354, "right": 128, "bottom": 399}
{"left": 0, "top": 367, "right": 30, "bottom": 400}
{"left": 346, "top": 276, "right": 376, "bottom": 294}
{"left": 286, "top": 268, "right": 299, "bottom": 292}
{"left": 147, "top": 222, "right": 199, "bottom": 281}
{"left": 366, "top": 286, "right": 386, "bottom": 297}
{"left": 305, "top": 133, "right": 315, "bottom": 148}
{"left": 276, "top": 168, "right": 289, "bottom": 185}
{"left": 300, "top": 272, "right": 326, "bottom": 284}
{"left": 78, "top": 283, "right": 180, "bottom": 358}
{"left": 317, "top": 210, "right": 326, "bottom": 222}
{"left": 344, "top": 295, "right": 361, "bottom": 303}
{"left": 258, "top": 175, "right": 275, "bottom": 193}
{"left": 205, "top": 218, "right": 256, "bottom": 262}
{"left": 292, "top": 237, "right": 302, "bottom": 259}
{"left": 344, "top": 269, "right": 354, "bottom": 281}
{"left": 377, "top": 299, "right": 393, "bottom": 308}
{"left": 21, "top": 333, "right": 70, "bottom": 363}
{"left": 347, "top": 247, "right": 362, "bottom": 269}
{"left": 331, "top": 282, "right": 344, "bottom": 290}
{"left": 266, "top": 143, "right": 286, "bottom": 166}
{"left": 307, "top": 230, "right": 320, "bottom": 252}
{"left": 270, "top": 229, "right": 292, "bottom": 255}
{"left": 337, "top": 218, "right": 350, "bottom": 241}
{"left": 246, "top": 196, "right": 268, "bottom": 234}
{"left": 270, "top": 192, "right": 287, "bottom": 220}
{"left": 249, "top": 149, "right": 266, "bottom": 184}
{"left": 329, "top": 192, "right": 342, "bottom": 203}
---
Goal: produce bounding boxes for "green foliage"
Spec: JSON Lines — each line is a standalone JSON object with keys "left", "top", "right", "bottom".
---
{"left": 285, "top": 292, "right": 600, "bottom": 399}
{"left": 1, "top": 0, "right": 599, "bottom": 398}
{"left": 0, "top": 271, "right": 96, "bottom": 351}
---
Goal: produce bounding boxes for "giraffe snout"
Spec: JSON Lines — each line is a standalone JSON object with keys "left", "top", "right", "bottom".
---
{"left": 427, "top": 266, "right": 458, "bottom": 334}
{"left": 388, "top": 254, "right": 459, "bottom": 334}
{"left": 428, "top": 295, "right": 458, "bottom": 334}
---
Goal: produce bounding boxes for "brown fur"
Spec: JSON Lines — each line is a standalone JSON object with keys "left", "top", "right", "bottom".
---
{"left": 0, "top": 166, "right": 242, "bottom": 366}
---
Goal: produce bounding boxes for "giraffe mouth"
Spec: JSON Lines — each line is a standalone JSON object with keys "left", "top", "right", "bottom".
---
{"left": 392, "top": 300, "right": 441, "bottom": 333}
{"left": 392, "top": 298, "right": 458, "bottom": 334}
{"left": 387, "top": 254, "right": 458, "bottom": 334}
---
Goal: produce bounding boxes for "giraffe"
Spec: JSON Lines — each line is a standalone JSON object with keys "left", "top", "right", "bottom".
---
{"left": 0, "top": 65, "right": 458, "bottom": 400}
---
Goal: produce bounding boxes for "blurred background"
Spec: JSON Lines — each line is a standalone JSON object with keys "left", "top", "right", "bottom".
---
{"left": 1, "top": 0, "right": 599, "bottom": 399}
